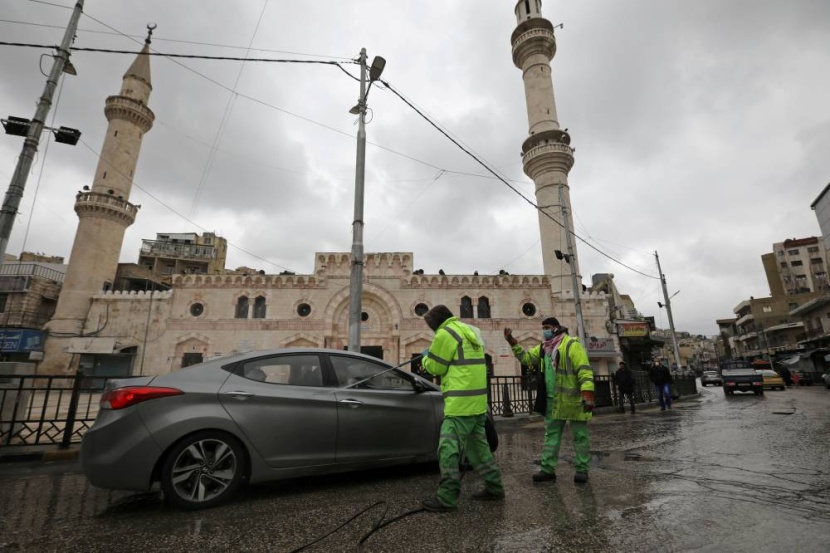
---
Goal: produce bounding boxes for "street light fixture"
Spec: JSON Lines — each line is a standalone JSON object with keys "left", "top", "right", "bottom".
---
{"left": 348, "top": 48, "right": 385, "bottom": 353}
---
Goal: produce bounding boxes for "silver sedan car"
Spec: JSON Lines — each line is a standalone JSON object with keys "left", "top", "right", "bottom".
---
{"left": 81, "top": 348, "right": 467, "bottom": 509}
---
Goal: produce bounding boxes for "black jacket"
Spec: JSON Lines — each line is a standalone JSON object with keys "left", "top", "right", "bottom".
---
{"left": 649, "top": 364, "right": 673, "bottom": 385}
{"left": 615, "top": 368, "right": 635, "bottom": 392}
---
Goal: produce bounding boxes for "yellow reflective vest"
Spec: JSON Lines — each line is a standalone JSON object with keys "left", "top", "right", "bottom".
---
{"left": 423, "top": 317, "right": 488, "bottom": 416}
{"left": 512, "top": 334, "right": 594, "bottom": 421}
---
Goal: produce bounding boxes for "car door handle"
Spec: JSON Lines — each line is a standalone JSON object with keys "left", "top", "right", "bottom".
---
{"left": 339, "top": 399, "right": 364, "bottom": 407}
{"left": 222, "top": 391, "right": 254, "bottom": 399}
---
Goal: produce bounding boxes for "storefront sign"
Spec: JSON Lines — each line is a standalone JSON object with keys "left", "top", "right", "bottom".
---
{"left": 617, "top": 322, "right": 650, "bottom": 338}
{"left": 0, "top": 329, "right": 44, "bottom": 352}
{"left": 586, "top": 336, "right": 616, "bottom": 354}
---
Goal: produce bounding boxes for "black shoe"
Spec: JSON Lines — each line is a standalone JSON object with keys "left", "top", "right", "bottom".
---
{"left": 574, "top": 472, "right": 589, "bottom": 484}
{"left": 533, "top": 471, "right": 556, "bottom": 483}
{"left": 471, "top": 489, "right": 505, "bottom": 501}
{"left": 420, "top": 497, "right": 455, "bottom": 512}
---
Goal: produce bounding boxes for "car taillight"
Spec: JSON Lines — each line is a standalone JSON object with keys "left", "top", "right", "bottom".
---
{"left": 101, "top": 387, "right": 183, "bottom": 410}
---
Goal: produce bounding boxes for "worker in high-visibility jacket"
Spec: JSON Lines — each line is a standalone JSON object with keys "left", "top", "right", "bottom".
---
{"left": 504, "top": 317, "right": 595, "bottom": 483}
{"left": 420, "top": 305, "right": 505, "bottom": 512}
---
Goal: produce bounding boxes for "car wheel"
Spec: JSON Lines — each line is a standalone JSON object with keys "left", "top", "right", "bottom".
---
{"left": 161, "top": 431, "right": 246, "bottom": 510}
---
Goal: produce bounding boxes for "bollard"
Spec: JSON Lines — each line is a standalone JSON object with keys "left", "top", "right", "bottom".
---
{"left": 502, "top": 383, "right": 514, "bottom": 418}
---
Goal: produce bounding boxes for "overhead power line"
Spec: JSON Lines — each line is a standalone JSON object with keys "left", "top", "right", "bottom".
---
{"left": 0, "top": 17, "right": 353, "bottom": 59}
{"left": 0, "top": 40, "right": 355, "bottom": 65}
{"left": 378, "top": 78, "right": 659, "bottom": 280}
{"left": 75, "top": 137, "right": 296, "bottom": 273}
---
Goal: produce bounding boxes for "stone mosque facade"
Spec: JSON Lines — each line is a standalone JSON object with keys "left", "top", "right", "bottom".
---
{"left": 38, "top": 2, "right": 623, "bottom": 377}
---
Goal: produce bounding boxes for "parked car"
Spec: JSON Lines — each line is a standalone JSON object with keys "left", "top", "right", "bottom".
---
{"left": 756, "top": 369, "right": 786, "bottom": 391}
{"left": 822, "top": 372, "right": 830, "bottom": 389}
{"left": 794, "top": 371, "right": 814, "bottom": 386}
{"left": 700, "top": 371, "right": 722, "bottom": 387}
{"left": 81, "top": 348, "right": 496, "bottom": 509}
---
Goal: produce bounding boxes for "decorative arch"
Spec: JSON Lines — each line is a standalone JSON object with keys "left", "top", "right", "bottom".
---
{"left": 322, "top": 282, "right": 403, "bottom": 330}
{"left": 284, "top": 332, "right": 321, "bottom": 348}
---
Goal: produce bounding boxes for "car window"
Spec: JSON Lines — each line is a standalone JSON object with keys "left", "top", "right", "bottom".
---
{"left": 329, "top": 355, "right": 413, "bottom": 391}
{"left": 238, "top": 354, "right": 324, "bottom": 387}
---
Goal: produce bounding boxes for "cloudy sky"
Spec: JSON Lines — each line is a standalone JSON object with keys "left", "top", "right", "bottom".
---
{"left": 1, "top": 0, "right": 828, "bottom": 336}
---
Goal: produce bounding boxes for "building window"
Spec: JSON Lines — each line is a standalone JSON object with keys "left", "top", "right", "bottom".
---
{"left": 522, "top": 302, "right": 537, "bottom": 317}
{"left": 808, "top": 246, "right": 819, "bottom": 253}
{"left": 787, "top": 249, "right": 799, "bottom": 256}
{"left": 777, "top": 250, "right": 784, "bottom": 256}
{"left": 414, "top": 303, "right": 429, "bottom": 316}
{"left": 361, "top": 311, "right": 369, "bottom": 322}
{"left": 762, "top": 306, "right": 772, "bottom": 313}
{"left": 252, "top": 296, "right": 266, "bottom": 319}
{"left": 477, "top": 297, "right": 491, "bottom": 319}
{"left": 297, "top": 303, "right": 311, "bottom": 317}
{"left": 235, "top": 296, "right": 249, "bottom": 319}
{"left": 460, "top": 296, "right": 473, "bottom": 318}
{"left": 780, "top": 262, "right": 787, "bottom": 268}
{"left": 190, "top": 303, "right": 204, "bottom": 317}
{"left": 791, "top": 260, "right": 803, "bottom": 267}
{"left": 811, "top": 258, "right": 823, "bottom": 265}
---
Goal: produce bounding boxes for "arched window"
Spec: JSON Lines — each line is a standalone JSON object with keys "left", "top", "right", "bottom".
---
{"left": 235, "top": 296, "right": 249, "bottom": 319}
{"left": 477, "top": 297, "right": 491, "bottom": 319}
{"left": 460, "top": 296, "right": 473, "bottom": 318}
{"left": 253, "top": 296, "right": 266, "bottom": 319}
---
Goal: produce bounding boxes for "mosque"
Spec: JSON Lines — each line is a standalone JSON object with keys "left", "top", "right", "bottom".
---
{"left": 39, "top": 2, "right": 640, "bottom": 378}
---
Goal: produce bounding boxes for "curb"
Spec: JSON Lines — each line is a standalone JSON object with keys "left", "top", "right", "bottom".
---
{"left": 0, "top": 447, "right": 79, "bottom": 465}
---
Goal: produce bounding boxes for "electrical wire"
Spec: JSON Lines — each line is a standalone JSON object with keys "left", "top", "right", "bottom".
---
{"left": 75, "top": 138, "right": 296, "bottom": 273}
{"left": 378, "top": 78, "right": 659, "bottom": 280}
{"left": 0, "top": 17, "right": 354, "bottom": 60}
{"left": 0, "top": 40, "right": 356, "bottom": 65}
{"left": 187, "top": 0, "right": 270, "bottom": 222}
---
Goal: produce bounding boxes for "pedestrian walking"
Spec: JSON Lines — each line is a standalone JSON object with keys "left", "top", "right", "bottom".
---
{"left": 649, "top": 359, "right": 674, "bottom": 410}
{"left": 504, "top": 317, "right": 595, "bottom": 484}
{"left": 419, "top": 305, "right": 505, "bottom": 512}
{"left": 792, "top": 371, "right": 801, "bottom": 387}
{"left": 614, "top": 361, "right": 636, "bottom": 414}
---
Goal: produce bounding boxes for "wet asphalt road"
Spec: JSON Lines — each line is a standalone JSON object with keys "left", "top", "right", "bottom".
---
{"left": 1, "top": 385, "right": 829, "bottom": 552}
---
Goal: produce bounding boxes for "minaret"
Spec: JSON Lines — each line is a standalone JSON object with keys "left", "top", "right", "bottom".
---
{"left": 41, "top": 28, "right": 155, "bottom": 373}
{"left": 511, "top": 1, "right": 579, "bottom": 295}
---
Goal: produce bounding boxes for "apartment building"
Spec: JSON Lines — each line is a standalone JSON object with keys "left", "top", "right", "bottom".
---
{"left": 137, "top": 232, "right": 228, "bottom": 283}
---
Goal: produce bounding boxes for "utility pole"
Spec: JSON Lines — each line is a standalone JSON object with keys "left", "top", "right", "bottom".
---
{"left": 559, "top": 185, "right": 586, "bottom": 344}
{"left": 0, "top": 0, "right": 84, "bottom": 266}
{"left": 655, "top": 251, "right": 682, "bottom": 370}
{"left": 347, "top": 48, "right": 368, "bottom": 353}
{"left": 347, "top": 49, "right": 385, "bottom": 353}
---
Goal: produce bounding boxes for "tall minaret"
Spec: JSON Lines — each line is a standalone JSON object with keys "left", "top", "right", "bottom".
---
{"left": 511, "top": 1, "right": 579, "bottom": 295}
{"left": 41, "top": 28, "right": 155, "bottom": 373}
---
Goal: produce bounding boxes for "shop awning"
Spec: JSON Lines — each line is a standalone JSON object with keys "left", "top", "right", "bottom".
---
{"left": 778, "top": 354, "right": 801, "bottom": 365}
{"left": 65, "top": 337, "right": 117, "bottom": 354}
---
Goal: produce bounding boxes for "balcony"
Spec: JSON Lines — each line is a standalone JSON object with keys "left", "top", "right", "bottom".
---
{"left": 140, "top": 240, "right": 216, "bottom": 261}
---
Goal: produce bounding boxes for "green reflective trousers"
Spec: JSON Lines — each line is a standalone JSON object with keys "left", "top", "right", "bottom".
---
{"left": 437, "top": 414, "right": 504, "bottom": 507}
{"left": 541, "top": 417, "right": 591, "bottom": 474}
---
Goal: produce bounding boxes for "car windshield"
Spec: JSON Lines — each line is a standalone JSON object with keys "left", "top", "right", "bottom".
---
{"left": 703, "top": 371, "right": 717, "bottom": 375}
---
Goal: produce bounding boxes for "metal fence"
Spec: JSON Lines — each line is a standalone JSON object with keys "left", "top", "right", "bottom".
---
{"left": 1, "top": 369, "right": 699, "bottom": 448}
{"left": 0, "top": 370, "right": 124, "bottom": 448}
{"left": 488, "top": 371, "right": 698, "bottom": 416}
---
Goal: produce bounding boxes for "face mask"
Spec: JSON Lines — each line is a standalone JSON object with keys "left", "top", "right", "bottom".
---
{"left": 543, "top": 329, "right": 554, "bottom": 340}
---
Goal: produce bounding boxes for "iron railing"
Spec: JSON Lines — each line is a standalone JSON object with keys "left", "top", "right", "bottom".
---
{"left": 0, "top": 370, "right": 132, "bottom": 448}
{"left": 487, "top": 371, "right": 698, "bottom": 416}
{"left": 1, "top": 370, "right": 699, "bottom": 448}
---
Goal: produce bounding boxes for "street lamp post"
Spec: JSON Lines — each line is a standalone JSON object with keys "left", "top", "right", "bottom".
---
{"left": 655, "top": 251, "right": 682, "bottom": 370}
{"left": 0, "top": 0, "right": 84, "bottom": 266}
{"left": 347, "top": 49, "right": 385, "bottom": 353}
